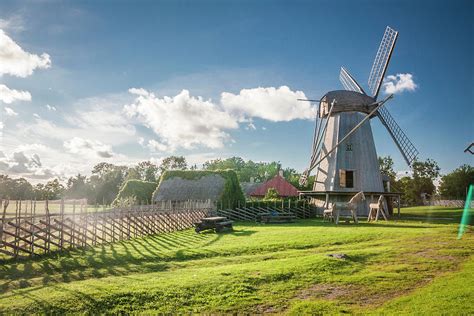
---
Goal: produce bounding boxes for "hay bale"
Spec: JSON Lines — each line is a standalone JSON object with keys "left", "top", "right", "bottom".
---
{"left": 153, "top": 170, "right": 245, "bottom": 208}
{"left": 113, "top": 180, "right": 157, "bottom": 205}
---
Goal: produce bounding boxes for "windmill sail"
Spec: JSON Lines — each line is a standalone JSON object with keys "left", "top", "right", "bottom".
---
{"left": 377, "top": 106, "right": 419, "bottom": 165}
{"left": 339, "top": 67, "right": 365, "bottom": 94}
{"left": 368, "top": 26, "right": 398, "bottom": 100}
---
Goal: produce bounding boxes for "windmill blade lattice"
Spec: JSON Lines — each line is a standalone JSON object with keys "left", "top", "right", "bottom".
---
{"left": 339, "top": 67, "right": 365, "bottom": 94}
{"left": 377, "top": 106, "right": 419, "bottom": 165}
{"left": 368, "top": 26, "right": 398, "bottom": 99}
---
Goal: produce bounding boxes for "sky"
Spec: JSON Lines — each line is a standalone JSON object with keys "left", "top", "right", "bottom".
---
{"left": 0, "top": 0, "right": 472, "bottom": 183}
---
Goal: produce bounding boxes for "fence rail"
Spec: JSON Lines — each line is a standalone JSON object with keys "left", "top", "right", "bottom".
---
{"left": 216, "top": 200, "right": 315, "bottom": 221}
{"left": 0, "top": 199, "right": 212, "bottom": 260}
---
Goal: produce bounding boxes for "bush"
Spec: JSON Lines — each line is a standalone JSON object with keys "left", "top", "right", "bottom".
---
{"left": 113, "top": 180, "right": 157, "bottom": 205}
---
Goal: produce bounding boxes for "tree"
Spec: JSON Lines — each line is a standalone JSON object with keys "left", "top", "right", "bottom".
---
{"left": 89, "top": 163, "right": 128, "bottom": 205}
{"left": 135, "top": 161, "right": 159, "bottom": 182}
{"left": 395, "top": 158, "right": 440, "bottom": 205}
{"left": 412, "top": 158, "right": 440, "bottom": 180}
{"left": 264, "top": 187, "right": 280, "bottom": 200}
{"left": 439, "top": 164, "right": 474, "bottom": 199}
{"left": 0, "top": 175, "right": 34, "bottom": 199}
{"left": 64, "top": 174, "right": 89, "bottom": 199}
{"left": 378, "top": 156, "right": 396, "bottom": 182}
{"left": 160, "top": 156, "right": 187, "bottom": 173}
{"left": 33, "top": 179, "right": 65, "bottom": 200}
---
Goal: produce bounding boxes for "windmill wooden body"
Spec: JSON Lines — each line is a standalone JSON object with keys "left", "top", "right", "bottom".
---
{"left": 300, "top": 26, "right": 419, "bottom": 216}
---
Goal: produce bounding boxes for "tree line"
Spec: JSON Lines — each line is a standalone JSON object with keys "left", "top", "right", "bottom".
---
{"left": 0, "top": 155, "right": 472, "bottom": 206}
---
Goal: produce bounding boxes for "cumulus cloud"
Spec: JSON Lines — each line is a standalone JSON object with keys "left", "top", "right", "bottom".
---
{"left": 0, "top": 84, "right": 31, "bottom": 103}
{"left": 64, "top": 137, "right": 114, "bottom": 158}
{"left": 45, "top": 104, "right": 56, "bottom": 111}
{"left": 0, "top": 29, "right": 51, "bottom": 77}
{"left": 0, "top": 150, "right": 57, "bottom": 179}
{"left": 147, "top": 139, "right": 170, "bottom": 152}
{"left": 124, "top": 89, "right": 238, "bottom": 151}
{"left": 4, "top": 106, "right": 18, "bottom": 116}
{"left": 383, "top": 73, "right": 417, "bottom": 94}
{"left": 220, "top": 86, "right": 314, "bottom": 122}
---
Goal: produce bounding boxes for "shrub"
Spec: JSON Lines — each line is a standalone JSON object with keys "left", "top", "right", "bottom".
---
{"left": 113, "top": 180, "right": 157, "bottom": 205}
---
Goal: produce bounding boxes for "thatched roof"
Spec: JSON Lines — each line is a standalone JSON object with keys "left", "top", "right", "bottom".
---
{"left": 240, "top": 182, "right": 262, "bottom": 197}
{"left": 153, "top": 170, "right": 245, "bottom": 208}
{"left": 154, "top": 174, "right": 225, "bottom": 201}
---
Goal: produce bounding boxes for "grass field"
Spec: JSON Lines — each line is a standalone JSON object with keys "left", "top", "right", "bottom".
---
{"left": 0, "top": 206, "right": 472, "bottom": 314}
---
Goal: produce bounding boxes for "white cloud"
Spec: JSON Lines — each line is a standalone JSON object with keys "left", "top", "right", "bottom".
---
{"left": 124, "top": 89, "right": 238, "bottom": 152}
{"left": 45, "top": 104, "right": 56, "bottom": 111}
{"left": 15, "top": 143, "right": 48, "bottom": 152}
{"left": 0, "top": 15, "right": 25, "bottom": 33}
{"left": 147, "top": 139, "right": 170, "bottom": 152}
{"left": 0, "top": 29, "right": 51, "bottom": 78}
{"left": 0, "top": 84, "right": 31, "bottom": 103}
{"left": 383, "top": 73, "right": 417, "bottom": 94}
{"left": 128, "top": 87, "right": 149, "bottom": 96}
{"left": 33, "top": 113, "right": 40, "bottom": 119}
{"left": 4, "top": 106, "right": 18, "bottom": 116}
{"left": 64, "top": 95, "right": 136, "bottom": 137}
{"left": 220, "top": 86, "right": 314, "bottom": 122}
{"left": 63, "top": 137, "right": 115, "bottom": 158}
{"left": 245, "top": 122, "right": 256, "bottom": 130}
{"left": 0, "top": 150, "right": 58, "bottom": 179}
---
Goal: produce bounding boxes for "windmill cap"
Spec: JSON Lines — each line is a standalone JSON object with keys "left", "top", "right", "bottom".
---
{"left": 319, "top": 90, "right": 377, "bottom": 117}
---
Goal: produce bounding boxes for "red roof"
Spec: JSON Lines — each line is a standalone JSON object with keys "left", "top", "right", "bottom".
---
{"left": 250, "top": 175, "right": 299, "bottom": 197}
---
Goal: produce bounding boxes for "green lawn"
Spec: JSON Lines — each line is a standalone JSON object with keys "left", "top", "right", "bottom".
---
{"left": 0, "top": 206, "right": 472, "bottom": 314}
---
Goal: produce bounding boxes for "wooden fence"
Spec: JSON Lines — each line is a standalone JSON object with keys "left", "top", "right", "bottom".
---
{"left": 216, "top": 200, "right": 315, "bottom": 221}
{"left": 0, "top": 199, "right": 212, "bottom": 260}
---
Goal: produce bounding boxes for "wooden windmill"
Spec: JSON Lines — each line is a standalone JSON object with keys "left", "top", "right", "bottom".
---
{"left": 300, "top": 26, "right": 419, "bottom": 215}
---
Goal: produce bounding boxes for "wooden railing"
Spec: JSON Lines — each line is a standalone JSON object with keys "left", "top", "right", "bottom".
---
{"left": 0, "top": 199, "right": 212, "bottom": 260}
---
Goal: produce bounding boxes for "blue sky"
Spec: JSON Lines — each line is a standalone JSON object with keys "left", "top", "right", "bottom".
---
{"left": 0, "top": 0, "right": 472, "bottom": 182}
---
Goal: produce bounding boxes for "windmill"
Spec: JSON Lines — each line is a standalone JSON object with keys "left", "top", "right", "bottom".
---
{"left": 299, "top": 26, "right": 419, "bottom": 215}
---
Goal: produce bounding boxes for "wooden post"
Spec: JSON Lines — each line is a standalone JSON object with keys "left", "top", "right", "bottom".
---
{"left": 397, "top": 195, "right": 401, "bottom": 218}
{"left": 59, "top": 198, "right": 64, "bottom": 250}
{"left": 31, "top": 200, "right": 36, "bottom": 255}
{"left": 71, "top": 200, "right": 76, "bottom": 248}
{"left": 45, "top": 199, "right": 51, "bottom": 253}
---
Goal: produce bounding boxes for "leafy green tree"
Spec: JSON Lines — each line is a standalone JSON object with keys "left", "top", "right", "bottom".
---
{"left": 0, "top": 175, "right": 34, "bottom": 199}
{"left": 264, "top": 187, "right": 280, "bottom": 200}
{"left": 89, "top": 163, "right": 128, "bottom": 204}
{"left": 160, "top": 156, "right": 187, "bottom": 173}
{"left": 378, "top": 156, "right": 396, "bottom": 182}
{"left": 64, "top": 174, "right": 90, "bottom": 199}
{"left": 395, "top": 158, "right": 440, "bottom": 205}
{"left": 136, "top": 161, "right": 159, "bottom": 182}
{"left": 34, "top": 179, "right": 65, "bottom": 200}
{"left": 412, "top": 158, "right": 440, "bottom": 180}
{"left": 439, "top": 164, "right": 474, "bottom": 199}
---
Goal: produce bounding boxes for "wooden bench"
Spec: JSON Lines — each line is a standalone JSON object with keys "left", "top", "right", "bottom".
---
{"left": 195, "top": 216, "right": 233, "bottom": 233}
{"left": 256, "top": 212, "right": 296, "bottom": 224}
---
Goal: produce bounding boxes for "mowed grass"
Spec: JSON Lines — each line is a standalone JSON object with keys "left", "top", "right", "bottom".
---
{"left": 0, "top": 206, "right": 472, "bottom": 314}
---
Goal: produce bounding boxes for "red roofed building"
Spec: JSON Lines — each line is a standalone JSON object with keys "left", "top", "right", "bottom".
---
{"left": 250, "top": 172, "right": 299, "bottom": 198}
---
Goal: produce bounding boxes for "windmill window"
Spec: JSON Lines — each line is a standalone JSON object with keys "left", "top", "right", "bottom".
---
{"left": 339, "top": 169, "right": 354, "bottom": 188}
{"left": 346, "top": 144, "right": 353, "bottom": 151}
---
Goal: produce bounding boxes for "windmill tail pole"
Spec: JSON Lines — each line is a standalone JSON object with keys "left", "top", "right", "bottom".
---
{"left": 308, "top": 94, "right": 393, "bottom": 173}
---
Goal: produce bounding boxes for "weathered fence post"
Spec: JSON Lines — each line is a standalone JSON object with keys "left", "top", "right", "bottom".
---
{"left": 60, "top": 198, "right": 64, "bottom": 250}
